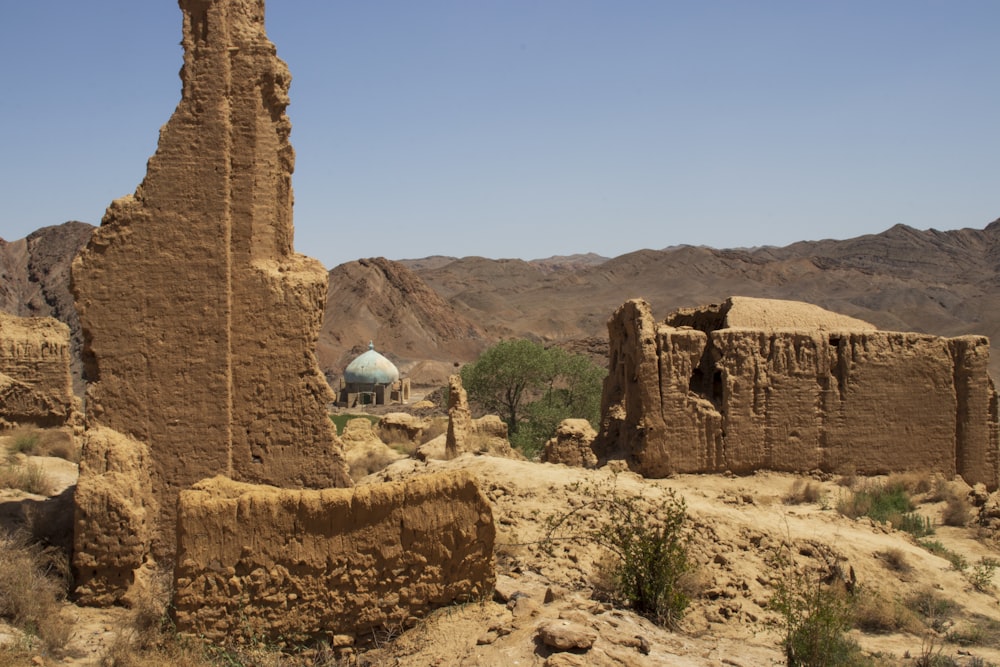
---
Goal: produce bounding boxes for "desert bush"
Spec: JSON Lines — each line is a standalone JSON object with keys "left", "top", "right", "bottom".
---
{"left": 10, "top": 431, "right": 39, "bottom": 456}
{"left": 905, "top": 589, "right": 958, "bottom": 633}
{"left": 946, "top": 614, "right": 1000, "bottom": 648}
{"left": 771, "top": 567, "right": 870, "bottom": 666}
{"left": 348, "top": 447, "right": 400, "bottom": 481}
{"left": 785, "top": 479, "right": 824, "bottom": 505}
{"left": 0, "top": 532, "right": 71, "bottom": 653}
{"left": 851, "top": 587, "right": 923, "bottom": 635}
{"left": 544, "top": 480, "right": 691, "bottom": 628}
{"left": 918, "top": 540, "right": 968, "bottom": 571}
{"left": 419, "top": 416, "right": 448, "bottom": 444}
{"left": 940, "top": 492, "right": 971, "bottom": 527}
{"left": 0, "top": 461, "right": 54, "bottom": 496}
{"left": 968, "top": 557, "right": 999, "bottom": 593}
{"left": 838, "top": 482, "right": 934, "bottom": 536}
{"left": 876, "top": 548, "right": 911, "bottom": 574}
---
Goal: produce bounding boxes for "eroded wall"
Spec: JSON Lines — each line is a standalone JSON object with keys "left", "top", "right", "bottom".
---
{"left": 172, "top": 471, "right": 495, "bottom": 642}
{"left": 597, "top": 298, "right": 999, "bottom": 488}
{"left": 72, "top": 0, "right": 350, "bottom": 603}
{"left": 0, "top": 311, "right": 78, "bottom": 427}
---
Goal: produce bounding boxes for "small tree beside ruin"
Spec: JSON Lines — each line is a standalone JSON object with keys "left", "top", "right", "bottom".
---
{"left": 460, "top": 339, "right": 604, "bottom": 457}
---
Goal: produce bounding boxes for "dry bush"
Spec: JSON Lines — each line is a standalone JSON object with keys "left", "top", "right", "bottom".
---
{"left": 348, "top": 447, "right": 400, "bottom": 481}
{"left": 885, "top": 472, "right": 935, "bottom": 496}
{"left": 0, "top": 533, "right": 71, "bottom": 654}
{"left": 34, "top": 429, "right": 78, "bottom": 462}
{"left": 420, "top": 416, "right": 449, "bottom": 444}
{"left": 852, "top": 588, "right": 923, "bottom": 635}
{"left": 876, "top": 548, "right": 912, "bottom": 574}
{"left": 784, "top": 479, "right": 823, "bottom": 505}
{"left": 906, "top": 588, "right": 959, "bottom": 633}
{"left": 0, "top": 461, "right": 54, "bottom": 496}
{"left": 940, "top": 490, "right": 971, "bottom": 527}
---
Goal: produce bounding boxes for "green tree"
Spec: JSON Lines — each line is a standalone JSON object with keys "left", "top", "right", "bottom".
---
{"left": 460, "top": 339, "right": 605, "bottom": 456}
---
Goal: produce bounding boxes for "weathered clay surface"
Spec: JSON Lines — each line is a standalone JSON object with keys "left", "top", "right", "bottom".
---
{"left": 446, "top": 374, "right": 515, "bottom": 459}
{"left": 172, "top": 470, "right": 495, "bottom": 642}
{"left": 0, "top": 311, "right": 78, "bottom": 427}
{"left": 71, "top": 0, "right": 350, "bottom": 602}
{"left": 597, "top": 297, "right": 999, "bottom": 488}
{"left": 542, "top": 419, "right": 598, "bottom": 468}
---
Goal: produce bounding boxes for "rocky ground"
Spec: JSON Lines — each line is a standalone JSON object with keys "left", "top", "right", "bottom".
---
{"left": 2, "top": 427, "right": 1000, "bottom": 666}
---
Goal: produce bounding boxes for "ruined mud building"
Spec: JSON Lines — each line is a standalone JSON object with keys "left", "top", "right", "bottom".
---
{"left": 70, "top": 0, "right": 493, "bottom": 640}
{"left": 596, "top": 297, "right": 999, "bottom": 489}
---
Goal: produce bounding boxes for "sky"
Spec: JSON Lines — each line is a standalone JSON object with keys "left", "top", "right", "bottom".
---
{"left": 1, "top": 2, "right": 998, "bottom": 270}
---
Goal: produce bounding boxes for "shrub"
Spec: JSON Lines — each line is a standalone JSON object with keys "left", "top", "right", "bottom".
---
{"left": 771, "top": 568, "right": 869, "bottom": 666}
{"left": 917, "top": 540, "right": 968, "bottom": 571}
{"left": 852, "top": 587, "right": 923, "bottom": 635}
{"left": 906, "top": 589, "right": 958, "bottom": 633}
{"left": 0, "top": 461, "right": 54, "bottom": 496}
{"left": 545, "top": 481, "right": 691, "bottom": 628}
{"left": 968, "top": 557, "right": 999, "bottom": 593}
{"left": 838, "top": 482, "right": 934, "bottom": 536}
{"left": 0, "top": 533, "right": 70, "bottom": 653}
{"left": 10, "top": 431, "right": 39, "bottom": 456}
{"left": 876, "top": 548, "right": 911, "bottom": 574}
{"left": 940, "top": 492, "right": 971, "bottom": 527}
{"left": 785, "top": 479, "right": 824, "bottom": 505}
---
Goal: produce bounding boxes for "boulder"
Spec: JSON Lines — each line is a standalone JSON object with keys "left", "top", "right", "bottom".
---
{"left": 542, "top": 419, "right": 598, "bottom": 468}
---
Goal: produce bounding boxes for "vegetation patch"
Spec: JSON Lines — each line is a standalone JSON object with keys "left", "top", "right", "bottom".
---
{"left": 837, "top": 481, "right": 934, "bottom": 536}
{"left": 329, "top": 413, "right": 379, "bottom": 435}
{"left": 0, "top": 533, "right": 71, "bottom": 655}
{"left": 543, "top": 479, "right": 691, "bottom": 628}
{"left": 461, "top": 339, "right": 604, "bottom": 458}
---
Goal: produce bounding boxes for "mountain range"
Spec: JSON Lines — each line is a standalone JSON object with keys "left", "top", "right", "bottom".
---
{"left": 3, "top": 218, "right": 999, "bottom": 389}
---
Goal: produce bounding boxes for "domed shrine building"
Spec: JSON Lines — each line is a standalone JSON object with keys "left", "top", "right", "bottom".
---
{"left": 335, "top": 342, "right": 410, "bottom": 407}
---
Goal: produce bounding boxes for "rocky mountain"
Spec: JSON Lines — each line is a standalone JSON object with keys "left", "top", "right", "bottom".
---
{"left": 0, "top": 221, "right": 94, "bottom": 395}
{"left": 4, "top": 218, "right": 1000, "bottom": 388}
{"left": 401, "top": 219, "right": 1000, "bottom": 376}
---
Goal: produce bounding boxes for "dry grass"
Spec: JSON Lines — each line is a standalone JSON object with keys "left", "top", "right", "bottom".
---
{"left": 0, "top": 533, "right": 71, "bottom": 655}
{"left": 420, "top": 416, "right": 449, "bottom": 444}
{"left": 5, "top": 428, "right": 78, "bottom": 462}
{"left": 852, "top": 588, "right": 924, "bottom": 635}
{"left": 876, "top": 547, "right": 912, "bottom": 574}
{"left": 783, "top": 479, "right": 823, "bottom": 505}
{"left": 0, "top": 461, "right": 54, "bottom": 496}
{"left": 348, "top": 447, "right": 401, "bottom": 481}
{"left": 940, "top": 490, "right": 971, "bottom": 527}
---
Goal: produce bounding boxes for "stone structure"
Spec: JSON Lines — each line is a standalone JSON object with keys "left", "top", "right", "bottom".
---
{"left": 542, "top": 419, "right": 598, "bottom": 469}
{"left": 173, "top": 471, "right": 495, "bottom": 642}
{"left": 445, "top": 374, "right": 514, "bottom": 459}
{"left": 336, "top": 342, "right": 410, "bottom": 407}
{"left": 0, "top": 311, "right": 79, "bottom": 428}
{"left": 71, "top": 0, "right": 350, "bottom": 603}
{"left": 596, "top": 297, "right": 999, "bottom": 488}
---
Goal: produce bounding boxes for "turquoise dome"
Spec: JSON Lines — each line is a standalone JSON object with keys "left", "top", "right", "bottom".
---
{"left": 344, "top": 342, "right": 399, "bottom": 384}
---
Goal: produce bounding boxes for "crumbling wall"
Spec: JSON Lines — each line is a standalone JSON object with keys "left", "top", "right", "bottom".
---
{"left": 72, "top": 0, "right": 350, "bottom": 603}
{"left": 0, "top": 311, "right": 78, "bottom": 427}
{"left": 597, "top": 298, "right": 1000, "bottom": 488}
{"left": 172, "top": 471, "right": 495, "bottom": 642}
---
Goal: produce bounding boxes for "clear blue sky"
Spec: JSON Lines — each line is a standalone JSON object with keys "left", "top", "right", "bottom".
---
{"left": 2, "top": 2, "right": 998, "bottom": 269}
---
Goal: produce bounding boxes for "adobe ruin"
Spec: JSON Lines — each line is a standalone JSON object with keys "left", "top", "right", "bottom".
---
{"left": 173, "top": 471, "right": 495, "bottom": 642}
{"left": 0, "top": 311, "right": 79, "bottom": 428}
{"left": 596, "top": 297, "right": 999, "bottom": 488}
{"left": 70, "top": 0, "right": 493, "bottom": 622}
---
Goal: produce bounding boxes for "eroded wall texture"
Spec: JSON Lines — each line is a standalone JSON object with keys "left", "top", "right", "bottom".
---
{"left": 71, "top": 0, "right": 350, "bottom": 604}
{"left": 0, "top": 311, "right": 78, "bottom": 427}
{"left": 172, "top": 471, "right": 495, "bottom": 642}
{"left": 597, "top": 297, "right": 999, "bottom": 488}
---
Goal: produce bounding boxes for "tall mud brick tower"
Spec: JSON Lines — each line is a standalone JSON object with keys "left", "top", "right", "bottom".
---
{"left": 72, "top": 0, "right": 351, "bottom": 605}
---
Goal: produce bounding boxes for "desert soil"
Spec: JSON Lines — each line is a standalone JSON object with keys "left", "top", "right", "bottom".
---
{"left": 2, "top": 430, "right": 1000, "bottom": 666}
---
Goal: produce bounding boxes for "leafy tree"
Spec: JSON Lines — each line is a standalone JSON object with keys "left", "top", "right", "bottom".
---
{"left": 460, "top": 339, "right": 605, "bottom": 456}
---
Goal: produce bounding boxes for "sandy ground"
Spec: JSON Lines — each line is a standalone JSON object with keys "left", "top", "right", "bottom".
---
{"left": 2, "top": 430, "right": 1000, "bottom": 666}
